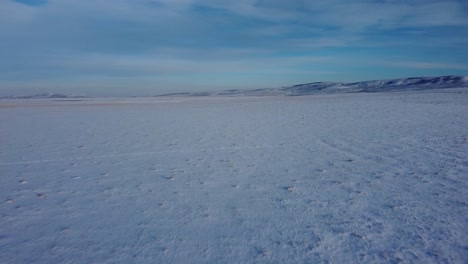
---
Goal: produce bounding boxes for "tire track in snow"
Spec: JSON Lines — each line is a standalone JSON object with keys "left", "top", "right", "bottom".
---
{"left": 0, "top": 144, "right": 296, "bottom": 166}
{"left": 316, "top": 139, "right": 363, "bottom": 161}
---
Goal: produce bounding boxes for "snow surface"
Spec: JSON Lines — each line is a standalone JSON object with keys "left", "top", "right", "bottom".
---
{"left": 1, "top": 89, "right": 467, "bottom": 263}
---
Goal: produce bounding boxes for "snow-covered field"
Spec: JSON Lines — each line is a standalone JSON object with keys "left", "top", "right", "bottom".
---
{"left": 1, "top": 89, "right": 467, "bottom": 263}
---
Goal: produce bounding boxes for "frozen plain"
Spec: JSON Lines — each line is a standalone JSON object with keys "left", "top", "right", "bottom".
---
{"left": 0, "top": 89, "right": 467, "bottom": 263}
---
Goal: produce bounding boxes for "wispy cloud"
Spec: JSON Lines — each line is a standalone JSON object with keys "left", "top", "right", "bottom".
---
{"left": 1, "top": 0, "right": 467, "bottom": 96}
{"left": 388, "top": 61, "right": 468, "bottom": 70}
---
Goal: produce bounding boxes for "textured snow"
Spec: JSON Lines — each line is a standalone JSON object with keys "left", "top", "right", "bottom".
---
{"left": 1, "top": 89, "right": 467, "bottom": 263}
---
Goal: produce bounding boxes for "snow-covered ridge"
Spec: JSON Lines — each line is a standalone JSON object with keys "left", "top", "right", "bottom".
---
{"left": 158, "top": 75, "right": 468, "bottom": 97}
{"left": 2, "top": 76, "right": 467, "bottom": 99}
{"left": 283, "top": 75, "right": 468, "bottom": 96}
{"left": 0, "top": 93, "right": 88, "bottom": 99}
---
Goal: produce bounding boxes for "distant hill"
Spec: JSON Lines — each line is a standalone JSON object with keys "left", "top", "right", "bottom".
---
{"left": 2, "top": 76, "right": 467, "bottom": 99}
{"left": 158, "top": 75, "right": 468, "bottom": 97}
{"left": 0, "top": 93, "right": 88, "bottom": 99}
{"left": 281, "top": 75, "right": 468, "bottom": 96}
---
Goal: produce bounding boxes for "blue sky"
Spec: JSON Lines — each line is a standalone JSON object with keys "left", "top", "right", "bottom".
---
{"left": 1, "top": 0, "right": 467, "bottom": 96}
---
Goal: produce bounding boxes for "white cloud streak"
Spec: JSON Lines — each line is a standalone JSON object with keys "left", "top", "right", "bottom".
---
{"left": 388, "top": 61, "right": 468, "bottom": 70}
{"left": 1, "top": 0, "right": 467, "bottom": 95}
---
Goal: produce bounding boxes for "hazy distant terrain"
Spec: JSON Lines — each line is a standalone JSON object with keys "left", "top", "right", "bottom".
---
{"left": 2, "top": 75, "right": 467, "bottom": 99}
{"left": 1, "top": 85, "right": 467, "bottom": 263}
{"left": 157, "top": 75, "right": 468, "bottom": 97}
